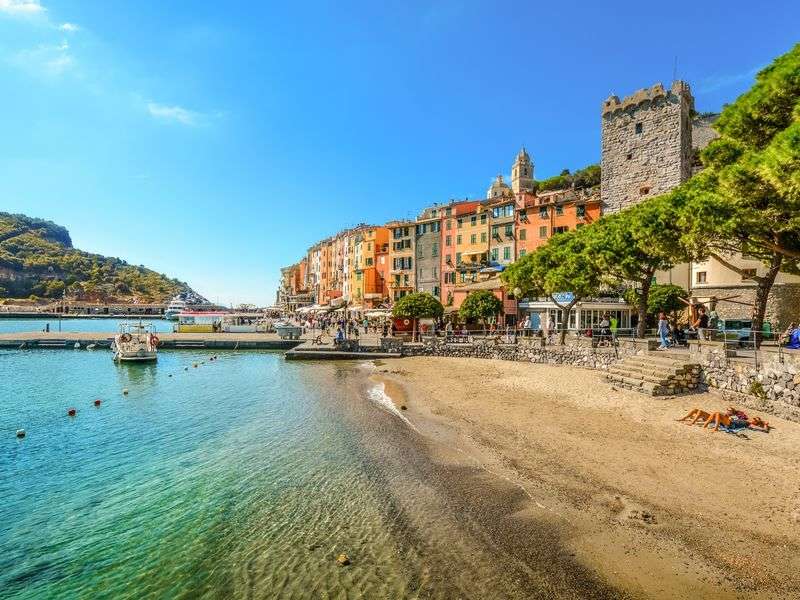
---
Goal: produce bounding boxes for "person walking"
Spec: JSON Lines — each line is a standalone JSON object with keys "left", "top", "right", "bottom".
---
{"left": 657, "top": 311, "right": 671, "bottom": 349}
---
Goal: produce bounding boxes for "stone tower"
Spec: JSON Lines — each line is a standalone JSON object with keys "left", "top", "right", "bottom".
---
{"left": 511, "top": 147, "right": 535, "bottom": 194}
{"left": 600, "top": 81, "right": 694, "bottom": 213}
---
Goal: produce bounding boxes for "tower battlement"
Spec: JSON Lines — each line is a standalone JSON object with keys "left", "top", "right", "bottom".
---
{"left": 602, "top": 81, "right": 692, "bottom": 117}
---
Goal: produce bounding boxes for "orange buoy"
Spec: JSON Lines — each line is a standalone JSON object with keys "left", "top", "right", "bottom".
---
{"left": 67, "top": 408, "right": 76, "bottom": 417}
{"left": 94, "top": 399, "right": 102, "bottom": 407}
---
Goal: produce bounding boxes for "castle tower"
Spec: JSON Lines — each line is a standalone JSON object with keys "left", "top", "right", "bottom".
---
{"left": 600, "top": 80, "right": 694, "bottom": 213}
{"left": 511, "top": 147, "right": 535, "bottom": 194}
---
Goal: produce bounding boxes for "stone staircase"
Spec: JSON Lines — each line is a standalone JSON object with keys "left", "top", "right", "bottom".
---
{"left": 606, "top": 351, "right": 702, "bottom": 396}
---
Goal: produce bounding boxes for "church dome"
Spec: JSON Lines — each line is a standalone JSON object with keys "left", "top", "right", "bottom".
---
{"left": 486, "top": 174, "right": 512, "bottom": 199}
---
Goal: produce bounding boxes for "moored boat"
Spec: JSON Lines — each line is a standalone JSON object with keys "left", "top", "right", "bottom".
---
{"left": 112, "top": 322, "right": 159, "bottom": 362}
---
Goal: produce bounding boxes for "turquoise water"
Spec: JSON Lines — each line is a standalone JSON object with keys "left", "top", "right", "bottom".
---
{"left": 1, "top": 349, "right": 612, "bottom": 599}
{"left": 0, "top": 318, "right": 173, "bottom": 334}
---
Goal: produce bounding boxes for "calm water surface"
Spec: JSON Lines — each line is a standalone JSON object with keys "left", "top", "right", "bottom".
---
{"left": 1, "top": 349, "right": 612, "bottom": 599}
{"left": 0, "top": 318, "right": 173, "bottom": 334}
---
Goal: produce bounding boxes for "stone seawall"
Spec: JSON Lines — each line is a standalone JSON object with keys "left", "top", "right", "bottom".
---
{"left": 402, "top": 337, "right": 654, "bottom": 369}
{"left": 689, "top": 341, "right": 800, "bottom": 422}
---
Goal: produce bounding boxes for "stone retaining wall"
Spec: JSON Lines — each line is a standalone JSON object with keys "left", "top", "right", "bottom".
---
{"left": 689, "top": 341, "right": 800, "bottom": 422}
{"left": 402, "top": 337, "right": 654, "bottom": 370}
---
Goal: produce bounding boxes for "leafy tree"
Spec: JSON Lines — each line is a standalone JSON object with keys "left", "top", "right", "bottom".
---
{"left": 392, "top": 292, "right": 444, "bottom": 340}
{"left": 676, "top": 43, "right": 800, "bottom": 340}
{"left": 458, "top": 289, "right": 503, "bottom": 334}
{"left": 536, "top": 163, "right": 601, "bottom": 192}
{"left": 587, "top": 195, "right": 688, "bottom": 337}
{"left": 625, "top": 283, "right": 687, "bottom": 326}
{"left": 502, "top": 227, "right": 603, "bottom": 344}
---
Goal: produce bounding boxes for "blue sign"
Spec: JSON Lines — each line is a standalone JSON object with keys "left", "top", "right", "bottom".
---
{"left": 552, "top": 292, "right": 574, "bottom": 304}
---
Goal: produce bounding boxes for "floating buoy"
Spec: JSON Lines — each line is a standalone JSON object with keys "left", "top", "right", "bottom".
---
{"left": 94, "top": 399, "right": 102, "bottom": 407}
{"left": 193, "top": 363, "right": 198, "bottom": 368}
{"left": 16, "top": 429, "right": 26, "bottom": 439}
{"left": 122, "top": 388, "right": 129, "bottom": 395}
{"left": 67, "top": 408, "right": 76, "bottom": 417}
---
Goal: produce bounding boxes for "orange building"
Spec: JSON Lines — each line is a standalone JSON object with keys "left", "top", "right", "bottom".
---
{"left": 353, "top": 226, "right": 390, "bottom": 307}
{"left": 440, "top": 200, "right": 481, "bottom": 306}
{"left": 516, "top": 189, "right": 601, "bottom": 257}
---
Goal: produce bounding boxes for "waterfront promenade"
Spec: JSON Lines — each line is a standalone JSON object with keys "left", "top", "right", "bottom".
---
{"left": 0, "top": 331, "right": 304, "bottom": 350}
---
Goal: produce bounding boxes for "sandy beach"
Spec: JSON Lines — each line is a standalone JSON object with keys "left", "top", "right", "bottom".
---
{"left": 370, "top": 357, "right": 800, "bottom": 599}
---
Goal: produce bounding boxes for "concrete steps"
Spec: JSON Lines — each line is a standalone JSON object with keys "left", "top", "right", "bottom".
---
{"left": 607, "top": 352, "right": 701, "bottom": 396}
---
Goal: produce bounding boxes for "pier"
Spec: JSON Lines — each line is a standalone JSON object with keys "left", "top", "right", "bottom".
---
{"left": 0, "top": 332, "right": 303, "bottom": 351}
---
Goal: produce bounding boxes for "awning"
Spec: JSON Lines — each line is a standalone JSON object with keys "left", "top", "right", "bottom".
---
{"left": 364, "top": 309, "right": 391, "bottom": 318}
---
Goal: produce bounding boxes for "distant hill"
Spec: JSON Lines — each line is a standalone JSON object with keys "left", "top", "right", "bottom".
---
{"left": 0, "top": 212, "right": 200, "bottom": 303}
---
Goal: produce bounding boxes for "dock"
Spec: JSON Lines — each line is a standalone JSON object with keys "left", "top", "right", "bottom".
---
{"left": 0, "top": 332, "right": 303, "bottom": 351}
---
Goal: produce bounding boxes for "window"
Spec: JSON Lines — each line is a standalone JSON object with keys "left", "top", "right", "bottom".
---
{"left": 741, "top": 268, "right": 757, "bottom": 281}
{"left": 503, "top": 247, "right": 510, "bottom": 261}
{"left": 470, "top": 215, "right": 477, "bottom": 226}
{"left": 356, "top": 272, "right": 362, "bottom": 281}
{"left": 417, "top": 244, "right": 423, "bottom": 257}
{"left": 431, "top": 221, "right": 440, "bottom": 233}
{"left": 576, "top": 205, "right": 586, "bottom": 218}
{"left": 519, "top": 249, "right": 526, "bottom": 257}
{"left": 432, "top": 242, "right": 439, "bottom": 257}
{"left": 457, "top": 218, "right": 463, "bottom": 228}
{"left": 365, "top": 257, "right": 373, "bottom": 266}
{"left": 480, "top": 214, "right": 487, "bottom": 224}
{"left": 446, "top": 208, "right": 452, "bottom": 216}
{"left": 491, "top": 248, "right": 498, "bottom": 261}
{"left": 456, "top": 252, "right": 462, "bottom": 264}
{"left": 555, "top": 205, "right": 564, "bottom": 215}
{"left": 519, "top": 229, "right": 526, "bottom": 240}
{"left": 553, "top": 226, "right": 568, "bottom": 234}
{"left": 504, "top": 224, "right": 513, "bottom": 237}
{"left": 480, "top": 232, "right": 487, "bottom": 243}
{"left": 446, "top": 219, "right": 452, "bottom": 230}
{"left": 635, "top": 122, "right": 643, "bottom": 134}
{"left": 539, "top": 207, "right": 548, "bottom": 218}
{"left": 445, "top": 235, "right": 451, "bottom": 247}
{"left": 539, "top": 226, "right": 548, "bottom": 238}
{"left": 367, "top": 242, "right": 372, "bottom": 251}
{"left": 696, "top": 271, "right": 707, "bottom": 284}
{"left": 470, "top": 234, "right": 476, "bottom": 244}
{"left": 456, "top": 234, "right": 462, "bottom": 245}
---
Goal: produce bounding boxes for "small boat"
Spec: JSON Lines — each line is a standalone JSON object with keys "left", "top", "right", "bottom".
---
{"left": 111, "top": 322, "right": 159, "bottom": 362}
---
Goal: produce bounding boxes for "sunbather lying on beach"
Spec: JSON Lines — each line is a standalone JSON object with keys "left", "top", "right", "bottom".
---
{"left": 678, "top": 406, "right": 771, "bottom": 432}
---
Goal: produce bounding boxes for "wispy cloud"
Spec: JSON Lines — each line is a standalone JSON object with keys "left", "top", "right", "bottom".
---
{"left": 9, "top": 40, "right": 74, "bottom": 76}
{"left": 697, "top": 65, "right": 763, "bottom": 94}
{"left": 147, "top": 102, "right": 204, "bottom": 126}
{"left": 59, "top": 21, "right": 78, "bottom": 32}
{"left": 0, "top": 0, "right": 45, "bottom": 15}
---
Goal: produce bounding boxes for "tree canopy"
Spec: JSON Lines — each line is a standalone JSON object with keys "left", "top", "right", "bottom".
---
{"left": 502, "top": 227, "right": 603, "bottom": 342}
{"left": 392, "top": 292, "right": 444, "bottom": 319}
{"left": 536, "top": 164, "right": 601, "bottom": 192}
{"left": 458, "top": 289, "right": 503, "bottom": 325}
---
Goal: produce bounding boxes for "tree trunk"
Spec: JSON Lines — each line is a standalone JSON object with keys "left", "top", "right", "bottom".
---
{"left": 751, "top": 254, "right": 782, "bottom": 348}
{"left": 636, "top": 273, "right": 653, "bottom": 339}
{"left": 558, "top": 300, "right": 578, "bottom": 345}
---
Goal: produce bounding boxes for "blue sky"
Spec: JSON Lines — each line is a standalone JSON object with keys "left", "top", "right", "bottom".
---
{"left": 1, "top": 1, "right": 797, "bottom": 305}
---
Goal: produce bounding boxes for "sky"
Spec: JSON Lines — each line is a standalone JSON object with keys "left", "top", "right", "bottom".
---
{"left": 1, "top": 1, "right": 798, "bottom": 305}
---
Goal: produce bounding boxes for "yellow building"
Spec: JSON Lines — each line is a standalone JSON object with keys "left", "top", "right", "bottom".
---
{"left": 454, "top": 204, "right": 489, "bottom": 284}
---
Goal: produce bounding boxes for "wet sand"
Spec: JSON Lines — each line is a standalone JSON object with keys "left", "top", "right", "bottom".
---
{"left": 368, "top": 357, "right": 800, "bottom": 599}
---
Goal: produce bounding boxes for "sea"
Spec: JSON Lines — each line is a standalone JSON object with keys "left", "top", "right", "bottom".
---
{"left": 0, "top": 322, "right": 612, "bottom": 598}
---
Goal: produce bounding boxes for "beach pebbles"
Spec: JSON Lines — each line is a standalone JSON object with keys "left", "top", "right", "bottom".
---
{"left": 336, "top": 554, "right": 351, "bottom": 566}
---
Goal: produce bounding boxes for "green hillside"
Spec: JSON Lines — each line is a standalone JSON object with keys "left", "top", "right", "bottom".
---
{"left": 0, "top": 212, "right": 196, "bottom": 303}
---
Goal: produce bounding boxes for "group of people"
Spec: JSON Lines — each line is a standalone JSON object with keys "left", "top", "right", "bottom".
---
{"left": 657, "top": 305, "right": 717, "bottom": 350}
{"left": 781, "top": 323, "right": 800, "bottom": 349}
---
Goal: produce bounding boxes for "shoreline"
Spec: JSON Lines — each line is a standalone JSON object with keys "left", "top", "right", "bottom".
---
{"left": 367, "top": 356, "right": 800, "bottom": 599}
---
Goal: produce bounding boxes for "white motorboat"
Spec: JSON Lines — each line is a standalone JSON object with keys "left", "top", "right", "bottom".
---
{"left": 112, "top": 322, "right": 159, "bottom": 362}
